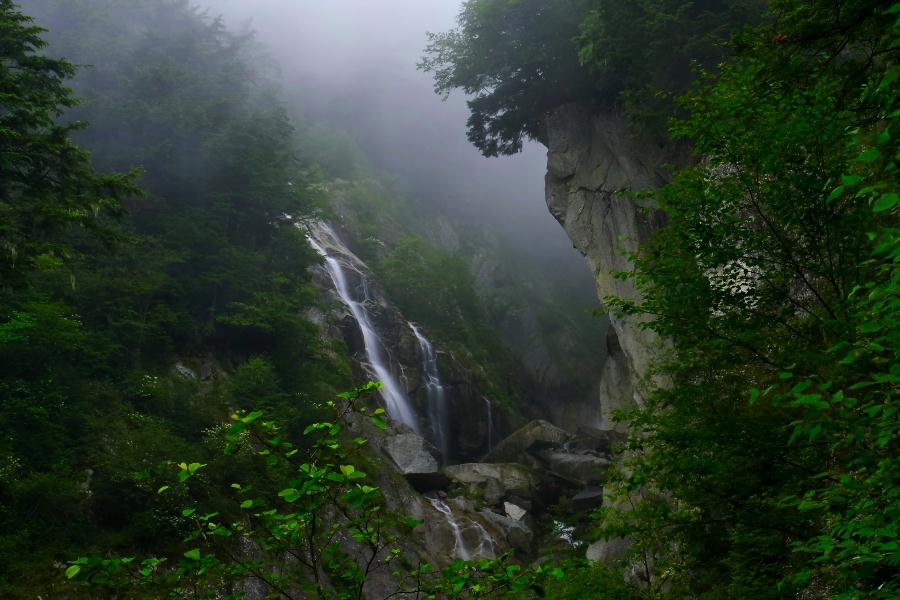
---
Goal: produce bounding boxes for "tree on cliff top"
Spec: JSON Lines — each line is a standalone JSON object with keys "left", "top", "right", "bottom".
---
{"left": 420, "top": 0, "right": 760, "bottom": 157}
{"left": 419, "top": 0, "right": 593, "bottom": 157}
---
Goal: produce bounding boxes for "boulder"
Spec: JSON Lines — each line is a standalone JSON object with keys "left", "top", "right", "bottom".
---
{"left": 479, "top": 509, "right": 533, "bottom": 550}
{"left": 567, "top": 427, "right": 627, "bottom": 455}
{"left": 443, "top": 462, "right": 536, "bottom": 506}
{"left": 572, "top": 486, "right": 605, "bottom": 511}
{"left": 383, "top": 433, "right": 441, "bottom": 485}
{"left": 536, "top": 449, "right": 610, "bottom": 486}
{"left": 483, "top": 420, "right": 572, "bottom": 464}
{"left": 586, "top": 537, "right": 631, "bottom": 564}
{"left": 504, "top": 502, "right": 527, "bottom": 521}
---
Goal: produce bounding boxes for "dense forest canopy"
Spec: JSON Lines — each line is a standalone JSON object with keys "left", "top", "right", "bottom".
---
{"left": 420, "top": 0, "right": 761, "bottom": 156}
{"left": 0, "top": 0, "right": 898, "bottom": 598}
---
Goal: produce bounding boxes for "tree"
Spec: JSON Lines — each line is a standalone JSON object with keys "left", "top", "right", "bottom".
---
{"left": 420, "top": 0, "right": 594, "bottom": 156}
{"left": 0, "top": 0, "right": 134, "bottom": 288}
{"left": 420, "top": 0, "right": 760, "bottom": 156}
{"left": 596, "top": 1, "right": 899, "bottom": 596}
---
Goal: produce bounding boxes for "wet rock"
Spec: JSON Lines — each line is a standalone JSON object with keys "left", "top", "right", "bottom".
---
{"left": 535, "top": 449, "right": 610, "bottom": 486}
{"left": 480, "top": 509, "right": 533, "bottom": 550}
{"left": 504, "top": 502, "right": 527, "bottom": 521}
{"left": 483, "top": 420, "right": 572, "bottom": 464}
{"left": 567, "top": 427, "right": 627, "bottom": 455}
{"left": 572, "top": 486, "right": 605, "bottom": 511}
{"left": 405, "top": 472, "right": 451, "bottom": 493}
{"left": 443, "top": 462, "right": 536, "bottom": 506}
{"left": 586, "top": 537, "right": 631, "bottom": 564}
{"left": 384, "top": 433, "right": 441, "bottom": 478}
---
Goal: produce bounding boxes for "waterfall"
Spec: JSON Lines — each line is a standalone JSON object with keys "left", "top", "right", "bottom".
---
{"left": 428, "top": 498, "right": 470, "bottom": 560}
{"left": 470, "top": 519, "right": 498, "bottom": 558}
{"left": 306, "top": 224, "right": 419, "bottom": 432}
{"left": 428, "top": 498, "right": 497, "bottom": 560}
{"left": 409, "top": 322, "right": 449, "bottom": 458}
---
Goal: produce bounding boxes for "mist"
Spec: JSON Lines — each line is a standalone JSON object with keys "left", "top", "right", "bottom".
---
{"left": 203, "top": 0, "right": 597, "bottom": 300}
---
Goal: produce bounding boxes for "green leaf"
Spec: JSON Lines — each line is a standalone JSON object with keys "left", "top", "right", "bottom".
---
{"left": 372, "top": 415, "right": 387, "bottom": 430}
{"left": 278, "top": 488, "right": 301, "bottom": 503}
{"left": 65, "top": 565, "right": 81, "bottom": 579}
{"left": 873, "top": 193, "right": 898, "bottom": 213}
{"left": 827, "top": 186, "right": 844, "bottom": 203}
{"left": 854, "top": 148, "right": 880, "bottom": 162}
{"left": 184, "top": 549, "right": 202, "bottom": 561}
{"left": 241, "top": 410, "right": 264, "bottom": 424}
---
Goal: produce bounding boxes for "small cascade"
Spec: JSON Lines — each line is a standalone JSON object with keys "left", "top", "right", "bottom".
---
{"left": 428, "top": 497, "right": 470, "bottom": 560}
{"left": 409, "top": 322, "right": 449, "bottom": 459}
{"left": 307, "top": 224, "right": 419, "bottom": 432}
{"left": 428, "top": 497, "right": 497, "bottom": 560}
{"left": 470, "top": 519, "right": 498, "bottom": 558}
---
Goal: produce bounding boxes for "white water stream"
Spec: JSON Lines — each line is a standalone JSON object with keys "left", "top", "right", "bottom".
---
{"left": 428, "top": 497, "right": 496, "bottom": 560}
{"left": 409, "top": 322, "right": 449, "bottom": 458}
{"left": 307, "top": 224, "right": 419, "bottom": 432}
{"left": 429, "top": 497, "right": 470, "bottom": 560}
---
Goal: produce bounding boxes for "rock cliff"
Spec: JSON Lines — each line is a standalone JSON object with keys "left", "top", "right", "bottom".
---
{"left": 542, "top": 103, "right": 686, "bottom": 427}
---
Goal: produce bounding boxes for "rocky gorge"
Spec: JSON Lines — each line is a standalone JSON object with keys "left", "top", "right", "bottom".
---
{"left": 300, "top": 216, "right": 624, "bottom": 572}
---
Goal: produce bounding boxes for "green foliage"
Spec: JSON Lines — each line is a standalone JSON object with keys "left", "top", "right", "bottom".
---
{"left": 421, "top": 0, "right": 761, "bottom": 155}
{"left": 376, "top": 235, "right": 525, "bottom": 408}
{"left": 0, "top": 1, "right": 348, "bottom": 595}
{"left": 0, "top": 0, "right": 136, "bottom": 288}
{"left": 595, "top": 1, "right": 900, "bottom": 597}
{"left": 577, "top": 0, "right": 761, "bottom": 133}
{"left": 380, "top": 237, "right": 481, "bottom": 337}
{"left": 420, "top": 0, "right": 594, "bottom": 156}
{"left": 66, "top": 387, "right": 571, "bottom": 599}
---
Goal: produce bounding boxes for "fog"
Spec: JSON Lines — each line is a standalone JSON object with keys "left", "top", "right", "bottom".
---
{"left": 204, "top": 0, "right": 597, "bottom": 299}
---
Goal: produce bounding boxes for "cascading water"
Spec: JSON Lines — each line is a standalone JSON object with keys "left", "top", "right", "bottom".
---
{"left": 306, "top": 224, "right": 419, "bottom": 432}
{"left": 409, "top": 322, "right": 449, "bottom": 459}
{"left": 428, "top": 498, "right": 497, "bottom": 560}
{"left": 428, "top": 498, "right": 470, "bottom": 560}
{"left": 470, "top": 519, "right": 498, "bottom": 558}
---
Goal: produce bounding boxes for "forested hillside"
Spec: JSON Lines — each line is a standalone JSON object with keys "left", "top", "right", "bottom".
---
{"left": 0, "top": 0, "right": 349, "bottom": 594}
{"left": 1, "top": 0, "right": 898, "bottom": 598}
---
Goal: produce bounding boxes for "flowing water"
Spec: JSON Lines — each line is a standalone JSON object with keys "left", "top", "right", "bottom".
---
{"left": 409, "top": 322, "right": 449, "bottom": 458}
{"left": 428, "top": 498, "right": 498, "bottom": 560}
{"left": 428, "top": 497, "right": 471, "bottom": 560}
{"left": 306, "top": 223, "right": 419, "bottom": 432}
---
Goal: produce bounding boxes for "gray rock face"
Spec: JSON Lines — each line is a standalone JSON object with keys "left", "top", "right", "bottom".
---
{"left": 504, "top": 501, "right": 527, "bottom": 521}
{"left": 384, "top": 433, "right": 441, "bottom": 475}
{"left": 479, "top": 509, "right": 533, "bottom": 550}
{"left": 483, "top": 419, "right": 572, "bottom": 464}
{"left": 443, "top": 462, "right": 537, "bottom": 506}
{"left": 535, "top": 449, "right": 610, "bottom": 487}
{"left": 543, "top": 103, "right": 686, "bottom": 420}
